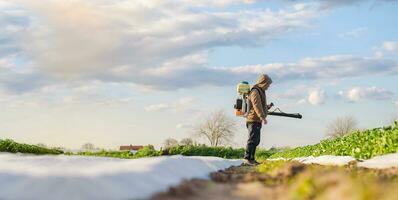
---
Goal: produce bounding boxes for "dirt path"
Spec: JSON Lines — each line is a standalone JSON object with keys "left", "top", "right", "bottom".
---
{"left": 151, "top": 161, "right": 398, "bottom": 200}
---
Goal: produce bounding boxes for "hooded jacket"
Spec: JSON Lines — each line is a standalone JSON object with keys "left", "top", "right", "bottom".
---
{"left": 247, "top": 74, "right": 273, "bottom": 123}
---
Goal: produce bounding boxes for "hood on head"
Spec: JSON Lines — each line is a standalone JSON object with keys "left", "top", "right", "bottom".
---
{"left": 256, "top": 74, "right": 272, "bottom": 90}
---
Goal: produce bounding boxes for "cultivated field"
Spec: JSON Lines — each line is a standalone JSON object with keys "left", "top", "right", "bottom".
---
{"left": 1, "top": 123, "right": 397, "bottom": 200}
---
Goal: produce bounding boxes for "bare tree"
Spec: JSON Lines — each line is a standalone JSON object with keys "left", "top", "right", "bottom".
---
{"left": 326, "top": 116, "right": 358, "bottom": 138}
{"left": 81, "top": 143, "right": 95, "bottom": 151}
{"left": 194, "top": 110, "right": 236, "bottom": 146}
{"left": 163, "top": 138, "right": 178, "bottom": 149}
{"left": 180, "top": 138, "right": 194, "bottom": 146}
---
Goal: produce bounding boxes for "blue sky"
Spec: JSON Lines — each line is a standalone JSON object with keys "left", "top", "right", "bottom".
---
{"left": 0, "top": 0, "right": 397, "bottom": 149}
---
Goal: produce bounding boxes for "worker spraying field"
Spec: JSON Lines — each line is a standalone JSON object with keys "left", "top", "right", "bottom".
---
{"left": 234, "top": 81, "right": 302, "bottom": 119}
{"left": 233, "top": 74, "right": 302, "bottom": 166}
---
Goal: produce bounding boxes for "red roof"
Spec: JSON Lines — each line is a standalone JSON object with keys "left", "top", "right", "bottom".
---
{"left": 119, "top": 145, "right": 144, "bottom": 151}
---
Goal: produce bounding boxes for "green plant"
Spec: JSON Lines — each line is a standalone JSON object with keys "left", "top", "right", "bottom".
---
{"left": 71, "top": 144, "right": 277, "bottom": 160}
{"left": 0, "top": 139, "right": 63, "bottom": 155}
{"left": 270, "top": 126, "right": 398, "bottom": 160}
{"left": 166, "top": 144, "right": 245, "bottom": 159}
{"left": 71, "top": 145, "right": 162, "bottom": 159}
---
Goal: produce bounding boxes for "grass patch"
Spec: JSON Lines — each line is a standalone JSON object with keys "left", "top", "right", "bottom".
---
{"left": 0, "top": 139, "right": 63, "bottom": 155}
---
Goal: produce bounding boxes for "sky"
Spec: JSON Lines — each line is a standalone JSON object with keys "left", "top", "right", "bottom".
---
{"left": 0, "top": 0, "right": 397, "bottom": 150}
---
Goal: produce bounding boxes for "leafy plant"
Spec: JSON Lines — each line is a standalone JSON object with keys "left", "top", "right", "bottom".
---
{"left": 71, "top": 144, "right": 277, "bottom": 160}
{"left": 0, "top": 139, "right": 63, "bottom": 155}
{"left": 71, "top": 145, "right": 161, "bottom": 159}
{"left": 166, "top": 144, "right": 245, "bottom": 159}
{"left": 270, "top": 126, "right": 398, "bottom": 159}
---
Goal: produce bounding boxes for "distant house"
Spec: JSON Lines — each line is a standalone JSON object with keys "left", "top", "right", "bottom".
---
{"left": 119, "top": 145, "right": 144, "bottom": 154}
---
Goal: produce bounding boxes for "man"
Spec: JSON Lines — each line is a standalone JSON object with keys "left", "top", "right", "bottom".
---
{"left": 244, "top": 74, "right": 273, "bottom": 166}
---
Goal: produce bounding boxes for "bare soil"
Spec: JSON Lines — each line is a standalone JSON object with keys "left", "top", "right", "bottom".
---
{"left": 151, "top": 162, "right": 398, "bottom": 200}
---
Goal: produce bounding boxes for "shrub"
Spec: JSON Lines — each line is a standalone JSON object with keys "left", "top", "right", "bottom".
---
{"left": 134, "top": 146, "right": 161, "bottom": 158}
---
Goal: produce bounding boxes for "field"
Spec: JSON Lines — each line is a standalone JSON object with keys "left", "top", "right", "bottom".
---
{"left": 3, "top": 123, "right": 398, "bottom": 162}
{"left": 70, "top": 145, "right": 278, "bottom": 160}
{"left": 69, "top": 123, "right": 398, "bottom": 162}
{"left": 153, "top": 160, "right": 398, "bottom": 200}
{"left": 152, "top": 124, "right": 398, "bottom": 200}
{"left": 2, "top": 123, "right": 398, "bottom": 200}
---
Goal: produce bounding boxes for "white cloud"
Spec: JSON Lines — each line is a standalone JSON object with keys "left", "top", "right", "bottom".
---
{"left": 0, "top": 1, "right": 397, "bottom": 93}
{"left": 372, "top": 40, "right": 398, "bottom": 59}
{"left": 395, "top": 101, "right": 398, "bottom": 107}
{"left": 339, "top": 27, "right": 367, "bottom": 38}
{"left": 299, "top": 0, "right": 398, "bottom": 9}
{"left": 227, "top": 55, "right": 398, "bottom": 85}
{"left": 272, "top": 85, "right": 310, "bottom": 99}
{"left": 373, "top": 51, "right": 384, "bottom": 59}
{"left": 383, "top": 41, "right": 398, "bottom": 51}
{"left": 346, "top": 88, "right": 361, "bottom": 102}
{"left": 296, "top": 98, "right": 307, "bottom": 105}
{"left": 0, "top": 55, "right": 15, "bottom": 69}
{"left": 145, "top": 104, "right": 170, "bottom": 112}
{"left": 1, "top": 0, "right": 320, "bottom": 89}
{"left": 177, "top": 0, "right": 255, "bottom": 7}
{"left": 176, "top": 123, "right": 193, "bottom": 129}
{"left": 308, "top": 90, "right": 325, "bottom": 105}
{"left": 145, "top": 97, "right": 196, "bottom": 112}
{"left": 340, "top": 86, "right": 394, "bottom": 102}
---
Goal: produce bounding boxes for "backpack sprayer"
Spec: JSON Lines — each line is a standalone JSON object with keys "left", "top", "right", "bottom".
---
{"left": 234, "top": 81, "right": 302, "bottom": 119}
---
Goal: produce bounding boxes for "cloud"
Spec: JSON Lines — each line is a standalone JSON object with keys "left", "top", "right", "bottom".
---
{"left": 383, "top": 41, "right": 398, "bottom": 51}
{"left": 1, "top": 1, "right": 397, "bottom": 93}
{"left": 296, "top": 98, "right": 307, "bottom": 105}
{"left": 291, "top": 0, "right": 398, "bottom": 9}
{"left": 372, "top": 40, "right": 398, "bottom": 58}
{"left": 272, "top": 84, "right": 321, "bottom": 100}
{"left": 339, "top": 27, "right": 367, "bottom": 38}
{"left": 0, "top": 55, "right": 15, "bottom": 69}
{"left": 339, "top": 86, "right": 394, "bottom": 102}
{"left": 2, "top": 0, "right": 319, "bottom": 89}
{"left": 0, "top": 57, "right": 52, "bottom": 93}
{"left": 176, "top": 0, "right": 256, "bottom": 7}
{"left": 176, "top": 123, "right": 194, "bottom": 129}
{"left": 145, "top": 97, "right": 196, "bottom": 112}
{"left": 118, "top": 54, "right": 397, "bottom": 90}
{"left": 307, "top": 89, "right": 325, "bottom": 105}
{"left": 227, "top": 55, "right": 398, "bottom": 84}
{"left": 145, "top": 104, "right": 170, "bottom": 112}
{"left": 396, "top": 101, "right": 398, "bottom": 108}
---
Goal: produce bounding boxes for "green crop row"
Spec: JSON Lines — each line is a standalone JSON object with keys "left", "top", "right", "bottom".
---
{"left": 270, "top": 124, "right": 398, "bottom": 160}
{"left": 69, "top": 145, "right": 161, "bottom": 159}
{"left": 165, "top": 145, "right": 245, "bottom": 159}
{"left": 71, "top": 144, "right": 278, "bottom": 160}
{"left": 0, "top": 139, "right": 63, "bottom": 155}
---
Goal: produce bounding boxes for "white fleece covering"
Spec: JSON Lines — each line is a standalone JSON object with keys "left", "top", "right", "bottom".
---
{"left": 357, "top": 152, "right": 398, "bottom": 169}
{"left": 270, "top": 153, "right": 398, "bottom": 168}
{"left": 0, "top": 154, "right": 242, "bottom": 200}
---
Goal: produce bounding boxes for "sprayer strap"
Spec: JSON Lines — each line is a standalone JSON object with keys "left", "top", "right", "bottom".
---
{"left": 250, "top": 86, "right": 266, "bottom": 111}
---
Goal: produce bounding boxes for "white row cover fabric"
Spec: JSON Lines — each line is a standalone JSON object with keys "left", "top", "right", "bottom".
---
{"left": 0, "top": 154, "right": 242, "bottom": 200}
